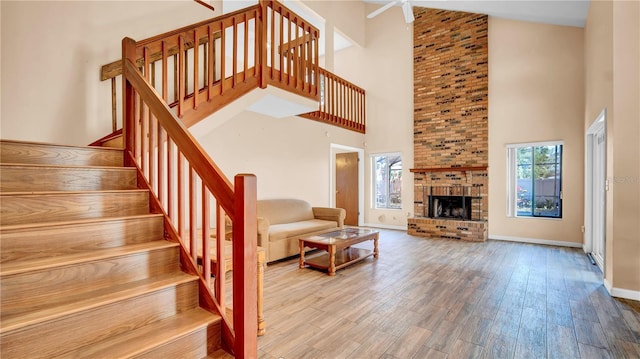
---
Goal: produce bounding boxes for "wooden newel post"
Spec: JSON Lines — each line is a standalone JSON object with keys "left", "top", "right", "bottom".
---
{"left": 122, "top": 37, "right": 137, "bottom": 155}
{"left": 233, "top": 174, "right": 258, "bottom": 359}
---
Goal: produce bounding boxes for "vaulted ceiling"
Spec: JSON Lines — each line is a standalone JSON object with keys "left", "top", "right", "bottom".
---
{"left": 364, "top": 0, "right": 590, "bottom": 27}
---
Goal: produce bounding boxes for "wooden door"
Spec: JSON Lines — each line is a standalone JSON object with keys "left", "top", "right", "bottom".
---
{"left": 336, "top": 152, "right": 358, "bottom": 226}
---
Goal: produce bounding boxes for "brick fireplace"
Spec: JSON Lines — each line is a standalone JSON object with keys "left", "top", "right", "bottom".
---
{"left": 407, "top": 8, "right": 488, "bottom": 241}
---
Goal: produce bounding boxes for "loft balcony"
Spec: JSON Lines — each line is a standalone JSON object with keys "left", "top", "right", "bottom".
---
{"left": 100, "top": 0, "right": 366, "bottom": 137}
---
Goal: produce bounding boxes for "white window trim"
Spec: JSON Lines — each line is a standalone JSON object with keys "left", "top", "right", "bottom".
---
{"left": 506, "top": 141, "right": 564, "bottom": 218}
{"left": 371, "top": 152, "right": 402, "bottom": 210}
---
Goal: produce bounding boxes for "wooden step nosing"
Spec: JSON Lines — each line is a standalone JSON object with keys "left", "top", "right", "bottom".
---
{"left": 0, "top": 213, "right": 164, "bottom": 232}
{"left": 0, "top": 139, "right": 124, "bottom": 153}
{"left": 0, "top": 241, "right": 179, "bottom": 277}
{"left": 0, "top": 163, "right": 135, "bottom": 171}
{"left": 0, "top": 273, "right": 199, "bottom": 334}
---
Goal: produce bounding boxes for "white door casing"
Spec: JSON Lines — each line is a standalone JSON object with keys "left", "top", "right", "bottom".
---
{"left": 585, "top": 109, "right": 606, "bottom": 271}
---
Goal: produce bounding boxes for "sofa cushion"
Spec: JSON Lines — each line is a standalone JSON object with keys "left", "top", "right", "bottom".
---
{"left": 268, "top": 219, "right": 338, "bottom": 242}
{"left": 257, "top": 199, "right": 314, "bottom": 225}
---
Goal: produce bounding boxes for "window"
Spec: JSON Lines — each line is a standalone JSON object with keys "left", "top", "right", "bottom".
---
{"left": 507, "top": 142, "right": 563, "bottom": 218}
{"left": 373, "top": 153, "right": 402, "bottom": 209}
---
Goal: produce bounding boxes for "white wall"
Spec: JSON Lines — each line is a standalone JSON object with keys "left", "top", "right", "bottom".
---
{"left": 333, "top": 4, "right": 414, "bottom": 228}
{"left": 196, "top": 110, "right": 364, "bottom": 207}
{"left": 488, "top": 17, "right": 585, "bottom": 245}
{"left": 1, "top": 0, "right": 217, "bottom": 145}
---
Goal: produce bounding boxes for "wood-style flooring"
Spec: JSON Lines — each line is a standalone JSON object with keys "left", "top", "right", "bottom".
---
{"left": 257, "top": 229, "right": 640, "bottom": 359}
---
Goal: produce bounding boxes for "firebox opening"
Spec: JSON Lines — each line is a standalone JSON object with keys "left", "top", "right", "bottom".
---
{"left": 429, "top": 196, "right": 472, "bottom": 220}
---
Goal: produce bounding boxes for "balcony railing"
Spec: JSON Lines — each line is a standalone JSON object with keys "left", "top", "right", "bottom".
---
{"left": 100, "top": 0, "right": 366, "bottom": 137}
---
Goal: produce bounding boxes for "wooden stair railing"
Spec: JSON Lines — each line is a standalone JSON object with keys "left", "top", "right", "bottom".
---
{"left": 301, "top": 67, "right": 366, "bottom": 133}
{"left": 122, "top": 36, "right": 258, "bottom": 359}
{"left": 99, "top": 0, "right": 365, "bottom": 138}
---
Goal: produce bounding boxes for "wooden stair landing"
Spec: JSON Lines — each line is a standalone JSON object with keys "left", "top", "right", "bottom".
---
{"left": 0, "top": 139, "right": 229, "bottom": 358}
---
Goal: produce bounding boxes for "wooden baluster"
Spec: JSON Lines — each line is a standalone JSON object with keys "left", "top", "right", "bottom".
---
{"left": 244, "top": 12, "right": 249, "bottom": 79}
{"left": 173, "top": 54, "right": 178, "bottom": 104}
{"left": 162, "top": 41, "right": 168, "bottom": 102}
{"left": 189, "top": 165, "right": 197, "bottom": 264}
{"left": 255, "top": 9, "right": 260, "bottom": 79}
{"left": 306, "top": 27, "right": 312, "bottom": 94}
{"left": 293, "top": 18, "right": 299, "bottom": 90}
{"left": 208, "top": 25, "right": 214, "bottom": 100}
{"left": 202, "top": 184, "right": 211, "bottom": 283}
{"left": 233, "top": 17, "right": 238, "bottom": 88}
{"left": 362, "top": 90, "right": 366, "bottom": 131}
{"left": 270, "top": 7, "right": 275, "bottom": 79}
{"left": 178, "top": 37, "right": 185, "bottom": 117}
{"left": 158, "top": 126, "right": 165, "bottom": 207}
{"left": 215, "top": 204, "right": 226, "bottom": 308}
{"left": 331, "top": 76, "right": 335, "bottom": 122}
{"left": 287, "top": 15, "right": 292, "bottom": 85}
{"left": 203, "top": 41, "right": 208, "bottom": 93}
{"left": 338, "top": 79, "right": 347, "bottom": 125}
{"left": 193, "top": 29, "right": 199, "bottom": 109}
{"left": 220, "top": 22, "right": 226, "bottom": 94}
{"left": 178, "top": 152, "right": 185, "bottom": 240}
{"left": 111, "top": 77, "right": 117, "bottom": 132}
{"left": 279, "top": 9, "right": 284, "bottom": 82}
{"left": 314, "top": 34, "right": 318, "bottom": 92}
{"left": 167, "top": 137, "right": 174, "bottom": 220}
{"left": 184, "top": 47, "right": 189, "bottom": 100}
{"left": 136, "top": 93, "right": 142, "bottom": 163}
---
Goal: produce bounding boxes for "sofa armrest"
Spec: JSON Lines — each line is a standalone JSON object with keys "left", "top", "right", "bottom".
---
{"left": 257, "top": 217, "right": 270, "bottom": 248}
{"left": 312, "top": 207, "right": 346, "bottom": 227}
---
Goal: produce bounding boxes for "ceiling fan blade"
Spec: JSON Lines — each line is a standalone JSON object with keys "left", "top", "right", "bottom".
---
{"left": 367, "top": 1, "right": 399, "bottom": 19}
{"left": 402, "top": 1, "right": 415, "bottom": 23}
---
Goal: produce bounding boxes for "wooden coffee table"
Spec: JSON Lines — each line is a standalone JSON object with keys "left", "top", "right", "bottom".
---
{"left": 299, "top": 227, "right": 379, "bottom": 276}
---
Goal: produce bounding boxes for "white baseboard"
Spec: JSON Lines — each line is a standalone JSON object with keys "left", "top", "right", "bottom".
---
{"left": 604, "top": 278, "right": 640, "bottom": 301}
{"left": 489, "top": 234, "right": 583, "bottom": 248}
{"left": 362, "top": 223, "right": 407, "bottom": 231}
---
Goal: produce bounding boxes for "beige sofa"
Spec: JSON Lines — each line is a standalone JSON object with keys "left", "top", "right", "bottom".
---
{"left": 257, "top": 199, "right": 346, "bottom": 263}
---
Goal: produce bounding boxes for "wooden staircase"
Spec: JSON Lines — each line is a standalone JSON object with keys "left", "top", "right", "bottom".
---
{"left": 0, "top": 140, "right": 232, "bottom": 358}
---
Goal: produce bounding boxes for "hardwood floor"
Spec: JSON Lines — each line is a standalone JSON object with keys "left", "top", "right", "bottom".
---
{"left": 257, "top": 229, "right": 640, "bottom": 359}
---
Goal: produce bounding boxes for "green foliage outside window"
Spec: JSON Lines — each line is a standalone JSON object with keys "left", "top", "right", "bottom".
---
{"left": 516, "top": 145, "right": 562, "bottom": 218}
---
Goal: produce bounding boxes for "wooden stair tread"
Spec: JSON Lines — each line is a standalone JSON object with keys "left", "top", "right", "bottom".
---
{"left": 0, "top": 139, "right": 124, "bottom": 152}
{"left": 1, "top": 271, "right": 198, "bottom": 333}
{"left": 0, "top": 140, "right": 124, "bottom": 167}
{"left": 0, "top": 240, "right": 178, "bottom": 276}
{"left": 59, "top": 307, "right": 220, "bottom": 359}
{"left": 0, "top": 163, "right": 133, "bottom": 170}
{"left": 0, "top": 190, "right": 150, "bottom": 226}
{"left": 0, "top": 213, "right": 164, "bottom": 232}
{"left": 0, "top": 164, "right": 137, "bottom": 192}
{"left": 0, "top": 189, "right": 148, "bottom": 196}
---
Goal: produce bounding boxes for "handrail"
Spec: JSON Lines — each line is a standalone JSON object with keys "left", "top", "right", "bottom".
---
{"left": 101, "top": 0, "right": 365, "bottom": 134}
{"left": 122, "top": 35, "right": 257, "bottom": 358}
